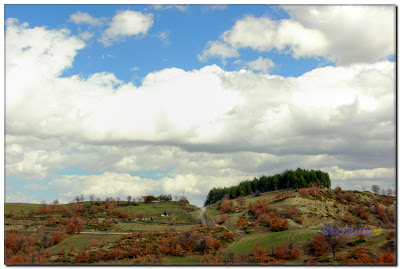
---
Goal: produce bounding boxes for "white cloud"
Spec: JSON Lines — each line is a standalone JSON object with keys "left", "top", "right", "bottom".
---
{"left": 222, "top": 15, "right": 328, "bottom": 59}
{"left": 99, "top": 10, "right": 153, "bottom": 46}
{"left": 157, "top": 31, "right": 169, "bottom": 45}
{"left": 198, "top": 40, "right": 239, "bottom": 63}
{"left": 68, "top": 11, "right": 103, "bottom": 26}
{"left": 152, "top": 5, "right": 188, "bottom": 12}
{"left": 79, "top": 31, "right": 94, "bottom": 40}
{"left": 282, "top": 5, "right": 395, "bottom": 65}
{"left": 200, "top": 6, "right": 395, "bottom": 65}
{"left": 237, "top": 56, "right": 275, "bottom": 73}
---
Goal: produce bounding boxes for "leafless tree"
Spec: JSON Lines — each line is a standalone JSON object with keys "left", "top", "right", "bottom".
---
{"left": 117, "top": 197, "right": 121, "bottom": 205}
{"left": 74, "top": 195, "right": 80, "bottom": 203}
{"left": 371, "top": 185, "right": 381, "bottom": 195}
{"left": 324, "top": 226, "right": 348, "bottom": 260}
{"left": 80, "top": 194, "right": 85, "bottom": 202}
{"left": 387, "top": 188, "right": 395, "bottom": 196}
{"left": 127, "top": 195, "right": 132, "bottom": 204}
{"left": 89, "top": 195, "right": 95, "bottom": 202}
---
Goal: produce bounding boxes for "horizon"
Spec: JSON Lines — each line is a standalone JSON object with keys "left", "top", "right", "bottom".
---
{"left": 5, "top": 4, "right": 396, "bottom": 207}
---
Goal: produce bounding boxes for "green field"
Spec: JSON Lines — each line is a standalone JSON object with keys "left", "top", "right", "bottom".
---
{"left": 5, "top": 203, "right": 43, "bottom": 214}
{"left": 222, "top": 229, "right": 316, "bottom": 254}
{"left": 165, "top": 255, "right": 200, "bottom": 264}
{"left": 114, "top": 222, "right": 194, "bottom": 232}
{"left": 116, "top": 202, "right": 198, "bottom": 215}
{"left": 47, "top": 234, "right": 121, "bottom": 254}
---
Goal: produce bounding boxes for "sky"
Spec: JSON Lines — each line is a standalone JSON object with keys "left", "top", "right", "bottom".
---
{"left": 4, "top": 4, "right": 396, "bottom": 206}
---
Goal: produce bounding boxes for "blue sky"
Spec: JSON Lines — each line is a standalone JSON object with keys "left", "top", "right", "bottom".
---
{"left": 5, "top": 5, "right": 396, "bottom": 206}
{"left": 5, "top": 5, "right": 329, "bottom": 84}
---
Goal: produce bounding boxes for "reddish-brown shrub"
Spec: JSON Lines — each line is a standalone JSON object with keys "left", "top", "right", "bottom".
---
{"left": 74, "top": 250, "right": 89, "bottom": 263}
{"left": 221, "top": 200, "right": 235, "bottom": 213}
{"left": 234, "top": 218, "right": 246, "bottom": 227}
{"left": 311, "top": 234, "right": 328, "bottom": 256}
{"left": 272, "top": 244, "right": 302, "bottom": 260}
{"left": 221, "top": 231, "right": 235, "bottom": 242}
{"left": 345, "top": 248, "right": 373, "bottom": 264}
{"left": 218, "top": 214, "right": 228, "bottom": 224}
{"left": 377, "top": 248, "right": 395, "bottom": 264}
{"left": 270, "top": 218, "right": 288, "bottom": 232}
{"left": 386, "top": 231, "right": 395, "bottom": 240}
{"left": 249, "top": 199, "right": 272, "bottom": 218}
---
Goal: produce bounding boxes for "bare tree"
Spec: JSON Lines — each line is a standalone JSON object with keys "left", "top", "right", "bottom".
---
{"left": 127, "top": 195, "right": 132, "bottom": 204}
{"left": 371, "top": 185, "right": 381, "bottom": 195}
{"left": 74, "top": 195, "right": 80, "bottom": 203}
{"left": 52, "top": 199, "right": 59, "bottom": 205}
{"left": 117, "top": 197, "right": 121, "bottom": 205}
{"left": 324, "top": 226, "right": 348, "bottom": 260}
{"left": 89, "top": 195, "right": 95, "bottom": 202}
{"left": 386, "top": 188, "right": 394, "bottom": 196}
{"left": 80, "top": 194, "right": 85, "bottom": 202}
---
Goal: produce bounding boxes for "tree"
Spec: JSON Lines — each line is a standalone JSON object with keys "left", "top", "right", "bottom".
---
{"left": 371, "top": 185, "right": 381, "bottom": 195}
{"left": 116, "top": 197, "right": 121, "bottom": 205}
{"left": 127, "top": 195, "right": 132, "bottom": 204}
{"left": 324, "top": 226, "right": 347, "bottom": 260}
{"left": 89, "top": 195, "right": 95, "bottom": 202}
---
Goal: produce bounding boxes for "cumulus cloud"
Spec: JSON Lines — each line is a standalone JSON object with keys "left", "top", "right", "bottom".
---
{"left": 200, "top": 6, "right": 395, "bottom": 65}
{"left": 99, "top": 10, "right": 153, "bottom": 46}
{"left": 68, "top": 11, "right": 104, "bottom": 26}
{"left": 236, "top": 56, "right": 275, "bottom": 73}
{"left": 198, "top": 40, "right": 239, "bottom": 63}
{"left": 282, "top": 5, "right": 395, "bottom": 65}
{"left": 222, "top": 15, "right": 328, "bottom": 58}
{"left": 5, "top": 18, "right": 395, "bottom": 205}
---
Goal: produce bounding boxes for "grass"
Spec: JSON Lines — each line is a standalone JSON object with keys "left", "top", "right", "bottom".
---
{"left": 222, "top": 229, "right": 317, "bottom": 254}
{"left": 47, "top": 234, "right": 120, "bottom": 254}
{"left": 114, "top": 222, "right": 194, "bottom": 232}
{"left": 5, "top": 203, "right": 43, "bottom": 213}
{"left": 115, "top": 201, "right": 199, "bottom": 216}
{"left": 165, "top": 255, "right": 200, "bottom": 264}
{"left": 205, "top": 190, "right": 292, "bottom": 216}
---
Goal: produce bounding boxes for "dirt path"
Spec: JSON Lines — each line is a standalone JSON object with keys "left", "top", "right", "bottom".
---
{"left": 77, "top": 231, "right": 132, "bottom": 235}
{"left": 198, "top": 207, "right": 207, "bottom": 226}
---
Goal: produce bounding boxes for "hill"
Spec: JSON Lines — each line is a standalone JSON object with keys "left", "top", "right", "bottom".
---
{"left": 4, "top": 186, "right": 396, "bottom": 265}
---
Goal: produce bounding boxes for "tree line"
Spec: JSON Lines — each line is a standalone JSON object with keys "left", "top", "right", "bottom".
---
{"left": 204, "top": 168, "right": 331, "bottom": 206}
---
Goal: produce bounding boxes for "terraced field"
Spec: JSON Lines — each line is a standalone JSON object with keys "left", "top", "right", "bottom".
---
{"left": 222, "top": 229, "right": 317, "bottom": 254}
{"left": 47, "top": 234, "right": 121, "bottom": 254}
{"left": 5, "top": 203, "right": 43, "bottom": 214}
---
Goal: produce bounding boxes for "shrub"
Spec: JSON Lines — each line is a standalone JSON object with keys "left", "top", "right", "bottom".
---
{"left": 377, "top": 248, "right": 395, "bottom": 264}
{"left": 74, "top": 250, "right": 89, "bottom": 263}
{"left": 270, "top": 218, "right": 288, "bottom": 232}
{"left": 311, "top": 234, "right": 328, "bottom": 256}
{"left": 272, "top": 244, "right": 301, "bottom": 260}
{"left": 221, "top": 200, "right": 235, "bottom": 213}
{"left": 386, "top": 231, "right": 395, "bottom": 240}
{"left": 234, "top": 218, "right": 246, "bottom": 227}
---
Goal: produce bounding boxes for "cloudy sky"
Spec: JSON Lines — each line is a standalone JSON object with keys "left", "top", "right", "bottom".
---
{"left": 5, "top": 5, "right": 396, "bottom": 206}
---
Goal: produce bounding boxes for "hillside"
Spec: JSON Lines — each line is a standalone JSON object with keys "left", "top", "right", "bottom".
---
{"left": 5, "top": 186, "right": 396, "bottom": 265}
{"left": 202, "top": 186, "right": 395, "bottom": 264}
